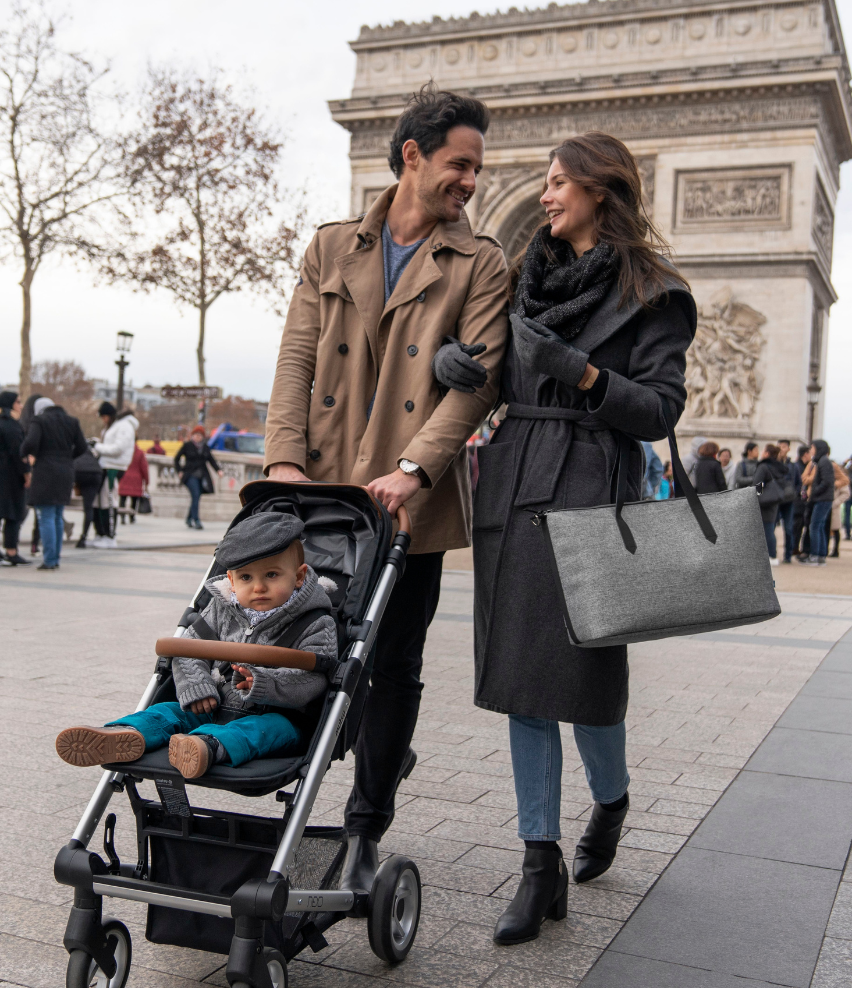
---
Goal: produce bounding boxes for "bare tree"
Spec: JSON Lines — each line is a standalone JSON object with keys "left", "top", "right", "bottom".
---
{"left": 0, "top": 2, "right": 122, "bottom": 397}
{"left": 105, "top": 68, "right": 303, "bottom": 385}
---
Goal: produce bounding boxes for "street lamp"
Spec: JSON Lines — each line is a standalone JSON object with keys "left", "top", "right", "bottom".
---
{"left": 115, "top": 331, "right": 134, "bottom": 411}
{"left": 807, "top": 379, "right": 822, "bottom": 444}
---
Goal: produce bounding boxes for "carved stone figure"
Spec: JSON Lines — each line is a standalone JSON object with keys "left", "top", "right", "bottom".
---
{"left": 685, "top": 288, "right": 767, "bottom": 421}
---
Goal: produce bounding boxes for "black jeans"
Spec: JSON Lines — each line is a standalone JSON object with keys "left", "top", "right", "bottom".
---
{"left": 344, "top": 551, "right": 444, "bottom": 841}
{"left": 2, "top": 517, "right": 21, "bottom": 551}
{"left": 78, "top": 477, "right": 102, "bottom": 539}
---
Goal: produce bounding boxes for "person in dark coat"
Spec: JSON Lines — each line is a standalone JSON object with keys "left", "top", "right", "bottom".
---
{"left": 693, "top": 441, "right": 728, "bottom": 495}
{"left": 20, "top": 394, "right": 43, "bottom": 555}
{"left": 798, "top": 439, "right": 835, "bottom": 565}
{"left": 0, "top": 391, "right": 31, "bottom": 565}
{"left": 463, "top": 134, "right": 696, "bottom": 946}
{"left": 733, "top": 442, "right": 759, "bottom": 488}
{"left": 174, "top": 425, "right": 222, "bottom": 530}
{"left": 753, "top": 444, "right": 788, "bottom": 565}
{"left": 20, "top": 398, "right": 87, "bottom": 570}
{"left": 73, "top": 447, "right": 104, "bottom": 548}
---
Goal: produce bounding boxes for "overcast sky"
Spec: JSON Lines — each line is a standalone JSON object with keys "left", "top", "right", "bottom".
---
{"left": 2, "top": 0, "right": 852, "bottom": 453}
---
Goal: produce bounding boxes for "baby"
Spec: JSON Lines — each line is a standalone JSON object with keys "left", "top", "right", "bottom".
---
{"left": 56, "top": 512, "right": 338, "bottom": 778}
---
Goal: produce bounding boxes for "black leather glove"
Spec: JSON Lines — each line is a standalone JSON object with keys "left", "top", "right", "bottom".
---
{"left": 510, "top": 313, "right": 590, "bottom": 387}
{"left": 431, "top": 336, "right": 488, "bottom": 394}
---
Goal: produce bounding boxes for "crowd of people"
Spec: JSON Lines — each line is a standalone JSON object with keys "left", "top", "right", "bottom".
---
{"left": 643, "top": 435, "right": 851, "bottom": 566}
{"left": 0, "top": 390, "right": 225, "bottom": 570}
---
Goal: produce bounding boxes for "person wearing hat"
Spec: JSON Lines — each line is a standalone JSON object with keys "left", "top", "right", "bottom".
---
{"left": 0, "top": 391, "right": 31, "bottom": 566}
{"left": 55, "top": 512, "right": 339, "bottom": 777}
{"left": 90, "top": 401, "right": 140, "bottom": 547}
{"left": 20, "top": 397, "right": 88, "bottom": 570}
{"left": 173, "top": 424, "right": 223, "bottom": 530}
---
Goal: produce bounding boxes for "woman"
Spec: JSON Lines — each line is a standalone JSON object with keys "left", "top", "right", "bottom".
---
{"left": 91, "top": 402, "right": 139, "bottom": 547}
{"left": 828, "top": 460, "right": 850, "bottom": 558}
{"left": 20, "top": 398, "right": 87, "bottom": 570}
{"left": 753, "top": 444, "right": 788, "bottom": 567}
{"left": 733, "top": 442, "right": 759, "bottom": 488}
{"left": 470, "top": 134, "right": 696, "bottom": 946}
{"left": 719, "top": 447, "right": 736, "bottom": 490}
{"left": 0, "top": 391, "right": 31, "bottom": 565}
{"left": 798, "top": 440, "right": 834, "bottom": 566}
{"left": 118, "top": 443, "right": 149, "bottom": 522}
{"left": 174, "top": 426, "right": 222, "bottom": 529}
{"left": 693, "top": 441, "right": 728, "bottom": 495}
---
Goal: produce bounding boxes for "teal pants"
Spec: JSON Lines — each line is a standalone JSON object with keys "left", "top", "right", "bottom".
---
{"left": 108, "top": 701, "right": 301, "bottom": 766}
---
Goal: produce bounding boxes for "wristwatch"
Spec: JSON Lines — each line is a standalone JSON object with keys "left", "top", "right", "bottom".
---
{"left": 399, "top": 458, "right": 422, "bottom": 477}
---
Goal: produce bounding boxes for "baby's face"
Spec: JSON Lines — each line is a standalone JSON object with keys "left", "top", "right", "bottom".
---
{"left": 228, "top": 549, "right": 307, "bottom": 611}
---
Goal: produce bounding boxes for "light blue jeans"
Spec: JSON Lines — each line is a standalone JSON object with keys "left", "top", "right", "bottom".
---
{"left": 36, "top": 505, "right": 64, "bottom": 568}
{"left": 509, "top": 715, "right": 630, "bottom": 841}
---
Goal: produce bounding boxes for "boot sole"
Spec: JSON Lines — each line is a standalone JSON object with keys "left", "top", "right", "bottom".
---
{"left": 56, "top": 727, "right": 145, "bottom": 767}
{"left": 494, "top": 931, "right": 541, "bottom": 946}
{"left": 169, "top": 734, "right": 210, "bottom": 779}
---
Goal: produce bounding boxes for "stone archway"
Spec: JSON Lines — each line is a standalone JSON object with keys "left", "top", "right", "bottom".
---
{"left": 474, "top": 170, "right": 546, "bottom": 259}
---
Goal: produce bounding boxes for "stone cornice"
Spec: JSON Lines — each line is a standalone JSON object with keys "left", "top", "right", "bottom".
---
{"left": 331, "top": 75, "right": 852, "bottom": 167}
{"left": 676, "top": 251, "right": 837, "bottom": 304}
{"left": 354, "top": 0, "right": 844, "bottom": 54}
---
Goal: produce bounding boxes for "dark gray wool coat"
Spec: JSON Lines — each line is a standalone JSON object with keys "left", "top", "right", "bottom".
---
{"left": 20, "top": 406, "right": 88, "bottom": 507}
{"left": 473, "top": 272, "right": 697, "bottom": 725}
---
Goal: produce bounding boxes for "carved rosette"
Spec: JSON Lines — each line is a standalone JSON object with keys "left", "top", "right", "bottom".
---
{"left": 684, "top": 288, "right": 767, "bottom": 425}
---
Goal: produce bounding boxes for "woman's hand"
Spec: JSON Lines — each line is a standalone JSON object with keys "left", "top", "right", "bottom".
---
{"left": 190, "top": 696, "right": 218, "bottom": 714}
{"left": 217, "top": 470, "right": 224, "bottom": 477}
{"left": 510, "top": 314, "right": 591, "bottom": 387}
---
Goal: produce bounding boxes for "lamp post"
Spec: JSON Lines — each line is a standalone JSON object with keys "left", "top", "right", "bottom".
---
{"left": 807, "top": 379, "right": 822, "bottom": 444}
{"left": 115, "top": 331, "right": 134, "bottom": 411}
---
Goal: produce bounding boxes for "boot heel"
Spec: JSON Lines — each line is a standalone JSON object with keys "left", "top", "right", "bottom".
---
{"left": 547, "top": 882, "right": 568, "bottom": 921}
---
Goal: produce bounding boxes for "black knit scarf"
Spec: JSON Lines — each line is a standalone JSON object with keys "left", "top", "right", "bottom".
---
{"left": 514, "top": 228, "right": 618, "bottom": 341}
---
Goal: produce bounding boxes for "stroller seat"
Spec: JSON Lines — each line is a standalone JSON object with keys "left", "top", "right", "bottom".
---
{"left": 102, "top": 747, "right": 308, "bottom": 798}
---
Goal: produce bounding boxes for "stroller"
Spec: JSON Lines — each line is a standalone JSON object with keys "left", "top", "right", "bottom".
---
{"left": 54, "top": 482, "right": 422, "bottom": 988}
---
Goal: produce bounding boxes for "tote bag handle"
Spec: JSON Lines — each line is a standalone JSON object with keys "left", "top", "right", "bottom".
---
{"left": 614, "top": 397, "right": 718, "bottom": 554}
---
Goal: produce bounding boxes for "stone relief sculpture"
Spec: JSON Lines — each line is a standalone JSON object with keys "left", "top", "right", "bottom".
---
{"left": 685, "top": 288, "right": 767, "bottom": 421}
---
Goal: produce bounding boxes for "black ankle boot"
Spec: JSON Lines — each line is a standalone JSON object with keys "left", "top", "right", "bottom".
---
{"left": 339, "top": 835, "right": 379, "bottom": 894}
{"left": 493, "top": 844, "right": 568, "bottom": 945}
{"left": 573, "top": 795, "right": 629, "bottom": 884}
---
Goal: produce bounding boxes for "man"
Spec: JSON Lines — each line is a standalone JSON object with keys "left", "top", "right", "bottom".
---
{"left": 0, "top": 391, "right": 31, "bottom": 566}
{"left": 776, "top": 439, "right": 797, "bottom": 563}
{"left": 798, "top": 440, "right": 834, "bottom": 565}
{"left": 264, "top": 84, "right": 508, "bottom": 891}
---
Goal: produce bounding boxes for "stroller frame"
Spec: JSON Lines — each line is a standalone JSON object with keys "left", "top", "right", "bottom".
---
{"left": 54, "top": 484, "right": 419, "bottom": 987}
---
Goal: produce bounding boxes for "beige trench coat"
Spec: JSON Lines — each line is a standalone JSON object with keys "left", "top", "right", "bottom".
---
{"left": 264, "top": 187, "right": 509, "bottom": 553}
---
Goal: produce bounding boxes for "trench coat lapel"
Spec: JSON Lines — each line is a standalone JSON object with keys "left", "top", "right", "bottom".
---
{"left": 335, "top": 241, "right": 385, "bottom": 368}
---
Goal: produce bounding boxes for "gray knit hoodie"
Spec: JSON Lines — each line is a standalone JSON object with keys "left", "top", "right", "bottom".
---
{"left": 172, "top": 565, "right": 337, "bottom": 714}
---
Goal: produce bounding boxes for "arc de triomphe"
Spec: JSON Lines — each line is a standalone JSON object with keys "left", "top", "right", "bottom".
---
{"left": 329, "top": 0, "right": 851, "bottom": 444}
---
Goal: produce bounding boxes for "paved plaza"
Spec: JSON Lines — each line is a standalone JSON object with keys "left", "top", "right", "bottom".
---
{"left": 1, "top": 527, "right": 852, "bottom": 987}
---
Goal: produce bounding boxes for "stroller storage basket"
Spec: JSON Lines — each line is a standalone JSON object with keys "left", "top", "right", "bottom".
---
{"left": 144, "top": 800, "right": 345, "bottom": 958}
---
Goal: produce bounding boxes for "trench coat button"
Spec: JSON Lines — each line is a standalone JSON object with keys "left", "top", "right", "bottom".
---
{"left": 416, "top": 291, "right": 426, "bottom": 303}
{"left": 338, "top": 343, "right": 349, "bottom": 355}
{"left": 432, "top": 242, "right": 442, "bottom": 250}
{"left": 407, "top": 345, "right": 418, "bottom": 356}
{"left": 405, "top": 400, "right": 415, "bottom": 412}
{"left": 323, "top": 395, "right": 335, "bottom": 407}
{"left": 309, "top": 449, "right": 321, "bottom": 461}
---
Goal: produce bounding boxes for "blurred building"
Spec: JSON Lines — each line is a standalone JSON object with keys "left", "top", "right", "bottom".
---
{"left": 329, "top": 0, "right": 851, "bottom": 443}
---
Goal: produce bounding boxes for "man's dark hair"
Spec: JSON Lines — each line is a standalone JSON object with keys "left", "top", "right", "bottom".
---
{"left": 778, "top": 438, "right": 791, "bottom": 445}
{"left": 388, "top": 82, "right": 490, "bottom": 179}
{"left": 798, "top": 445, "right": 810, "bottom": 458}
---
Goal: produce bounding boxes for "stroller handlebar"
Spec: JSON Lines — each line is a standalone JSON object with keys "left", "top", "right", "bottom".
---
{"left": 155, "top": 637, "right": 317, "bottom": 670}
{"left": 396, "top": 503, "right": 411, "bottom": 535}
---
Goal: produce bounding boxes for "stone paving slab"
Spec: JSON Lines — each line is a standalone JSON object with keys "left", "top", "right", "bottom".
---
{"left": 2, "top": 545, "right": 852, "bottom": 986}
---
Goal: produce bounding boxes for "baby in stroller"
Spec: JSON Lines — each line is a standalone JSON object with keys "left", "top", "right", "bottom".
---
{"left": 56, "top": 512, "right": 338, "bottom": 778}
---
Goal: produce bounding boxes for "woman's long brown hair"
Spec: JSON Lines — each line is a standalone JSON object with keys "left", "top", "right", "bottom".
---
{"left": 509, "top": 132, "right": 688, "bottom": 308}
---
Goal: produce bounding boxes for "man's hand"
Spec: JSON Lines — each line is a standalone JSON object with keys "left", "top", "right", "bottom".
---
{"left": 190, "top": 697, "right": 218, "bottom": 715}
{"left": 268, "top": 462, "right": 310, "bottom": 483}
{"left": 232, "top": 664, "right": 254, "bottom": 691}
{"left": 367, "top": 468, "right": 422, "bottom": 517}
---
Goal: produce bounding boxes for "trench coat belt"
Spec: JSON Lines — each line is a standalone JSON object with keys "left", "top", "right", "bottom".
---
{"left": 504, "top": 403, "right": 611, "bottom": 507}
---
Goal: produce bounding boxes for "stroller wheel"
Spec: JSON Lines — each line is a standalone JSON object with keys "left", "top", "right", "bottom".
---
{"left": 66, "top": 919, "right": 131, "bottom": 988}
{"left": 232, "top": 947, "right": 288, "bottom": 988}
{"left": 368, "top": 855, "right": 421, "bottom": 964}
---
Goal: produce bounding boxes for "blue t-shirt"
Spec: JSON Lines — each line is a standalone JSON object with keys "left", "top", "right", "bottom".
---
{"left": 382, "top": 221, "right": 425, "bottom": 303}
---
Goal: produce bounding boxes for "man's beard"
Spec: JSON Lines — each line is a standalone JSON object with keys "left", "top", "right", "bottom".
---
{"left": 417, "top": 178, "right": 465, "bottom": 222}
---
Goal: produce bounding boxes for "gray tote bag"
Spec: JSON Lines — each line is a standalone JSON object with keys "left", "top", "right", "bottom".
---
{"left": 539, "top": 402, "right": 780, "bottom": 648}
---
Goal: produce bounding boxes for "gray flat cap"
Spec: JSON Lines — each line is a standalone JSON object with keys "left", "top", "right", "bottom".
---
{"left": 216, "top": 512, "right": 305, "bottom": 570}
